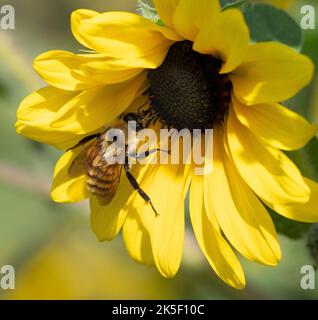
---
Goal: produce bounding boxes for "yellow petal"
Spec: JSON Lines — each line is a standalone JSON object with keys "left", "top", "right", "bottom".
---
{"left": 153, "top": 0, "right": 179, "bottom": 27}
{"left": 33, "top": 51, "right": 100, "bottom": 91}
{"left": 79, "top": 56, "right": 143, "bottom": 82}
{"left": 232, "top": 95, "right": 317, "bottom": 151}
{"left": 74, "top": 11, "right": 175, "bottom": 68}
{"left": 34, "top": 51, "right": 143, "bottom": 90}
{"left": 173, "top": 0, "right": 221, "bottom": 41}
{"left": 207, "top": 125, "right": 281, "bottom": 265}
{"left": 51, "top": 149, "right": 89, "bottom": 203}
{"left": 50, "top": 72, "right": 147, "bottom": 135}
{"left": 90, "top": 162, "right": 152, "bottom": 242}
{"left": 190, "top": 174, "right": 246, "bottom": 289}
{"left": 227, "top": 108, "right": 310, "bottom": 205}
{"left": 123, "top": 205, "right": 154, "bottom": 266}
{"left": 82, "top": 52, "right": 169, "bottom": 71}
{"left": 90, "top": 193, "right": 128, "bottom": 242}
{"left": 194, "top": 9, "right": 249, "bottom": 73}
{"left": 131, "top": 164, "right": 190, "bottom": 278}
{"left": 16, "top": 86, "right": 84, "bottom": 150}
{"left": 71, "top": 9, "right": 99, "bottom": 49}
{"left": 230, "top": 42, "right": 314, "bottom": 105}
{"left": 268, "top": 178, "right": 318, "bottom": 223}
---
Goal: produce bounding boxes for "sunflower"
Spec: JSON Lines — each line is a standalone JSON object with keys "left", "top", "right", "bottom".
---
{"left": 16, "top": 0, "right": 318, "bottom": 289}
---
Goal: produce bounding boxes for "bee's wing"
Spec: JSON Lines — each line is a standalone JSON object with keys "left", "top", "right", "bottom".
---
{"left": 68, "top": 139, "right": 100, "bottom": 178}
{"left": 96, "top": 164, "right": 123, "bottom": 206}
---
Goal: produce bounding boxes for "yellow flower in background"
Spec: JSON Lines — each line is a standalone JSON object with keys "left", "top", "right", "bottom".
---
{"left": 253, "top": 0, "right": 295, "bottom": 9}
{"left": 16, "top": 0, "right": 318, "bottom": 289}
{"left": 6, "top": 229, "right": 173, "bottom": 300}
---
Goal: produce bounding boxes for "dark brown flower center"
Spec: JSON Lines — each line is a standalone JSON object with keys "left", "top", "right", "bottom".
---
{"left": 146, "top": 41, "right": 232, "bottom": 130}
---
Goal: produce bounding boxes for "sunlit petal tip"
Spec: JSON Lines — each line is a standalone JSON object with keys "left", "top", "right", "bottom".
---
{"left": 90, "top": 196, "right": 126, "bottom": 242}
{"left": 232, "top": 95, "right": 318, "bottom": 151}
{"left": 71, "top": 9, "right": 99, "bottom": 21}
{"left": 190, "top": 175, "right": 246, "bottom": 289}
{"left": 231, "top": 42, "right": 315, "bottom": 105}
{"left": 49, "top": 73, "right": 147, "bottom": 135}
{"left": 235, "top": 280, "right": 246, "bottom": 290}
{"left": 173, "top": 0, "right": 221, "bottom": 41}
{"left": 156, "top": 264, "right": 178, "bottom": 279}
{"left": 122, "top": 211, "right": 155, "bottom": 267}
{"left": 51, "top": 149, "right": 89, "bottom": 203}
{"left": 133, "top": 164, "right": 190, "bottom": 279}
{"left": 15, "top": 86, "right": 83, "bottom": 150}
{"left": 71, "top": 9, "right": 99, "bottom": 48}
{"left": 15, "top": 120, "right": 23, "bottom": 132}
{"left": 270, "top": 247, "right": 282, "bottom": 266}
{"left": 74, "top": 11, "right": 173, "bottom": 66}
{"left": 268, "top": 178, "right": 318, "bottom": 223}
{"left": 33, "top": 50, "right": 100, "bottom": 91}
{"left": 153, "top": 0, "right": 179, "bottom": 28}
{"left": 209, "top": 125, "right": 282, "bottom": 266}
{"left": 227, "top": 108, "right": 311, "bottom": 205}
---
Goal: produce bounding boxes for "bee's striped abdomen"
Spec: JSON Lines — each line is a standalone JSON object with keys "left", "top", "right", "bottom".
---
{"left": 85, "top": 154, "right": 123, "bottom": 205}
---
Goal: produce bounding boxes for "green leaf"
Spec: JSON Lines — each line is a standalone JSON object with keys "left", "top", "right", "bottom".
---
{"left": 287, "top": 137, "right": 318, "bottom": 181}
{"left": 243, "top": 3, "right": 303, "bottom": 51}
{"left": 137, "top": 0, "right": 161, "bottom": 24}
{"left": 221, "top": 0, "right": 247, "bottom": 10}
{"left": 307, "top": 224, "right": 318, "bottom": 268}
{"left": 268, "top": 207, "right": 311, "bottom": 240}
{"left": 0, "top": 80, "right": 8, "bottom": 98}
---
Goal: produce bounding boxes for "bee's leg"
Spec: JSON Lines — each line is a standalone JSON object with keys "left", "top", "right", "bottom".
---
{"left": 130, "top": 148, "right": 171, "bottom": 160}
{"left": 67, "top": 133, "right": 101, "bottom": 151}
{"left": 124, "top": 162, "right": 159, "bottom": 217}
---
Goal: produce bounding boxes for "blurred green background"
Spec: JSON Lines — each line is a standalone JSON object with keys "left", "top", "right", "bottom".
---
{"left": 0, "top": 0, "right": 317, "bottom": 300}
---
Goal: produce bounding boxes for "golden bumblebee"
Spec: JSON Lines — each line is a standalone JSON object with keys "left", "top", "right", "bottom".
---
{"left": 69, "top": 113, "right": 168, "bottom": 215}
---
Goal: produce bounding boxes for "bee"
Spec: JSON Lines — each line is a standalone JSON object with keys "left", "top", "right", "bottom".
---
{"left": 68, "top": 113, "right": 168, "bottom": 216}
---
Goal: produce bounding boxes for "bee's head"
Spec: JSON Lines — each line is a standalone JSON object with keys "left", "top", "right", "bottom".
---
{"left": 123, "top": 113, "right": 144, "bottom": 131}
